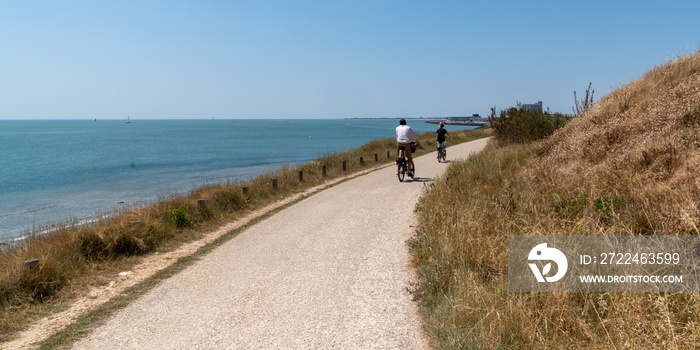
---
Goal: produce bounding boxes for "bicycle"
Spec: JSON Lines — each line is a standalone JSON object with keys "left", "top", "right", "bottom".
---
{"left": 396, "top": 142, "right": 416, "bottom": 182}
{"left": 437, "top": 145, "right": 446, "bottom": 163}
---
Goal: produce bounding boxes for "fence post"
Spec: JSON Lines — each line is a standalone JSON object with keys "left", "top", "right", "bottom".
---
{"left": 197, "top": 199, "right": 206, "bottom": 207}
{"left": 272, "top": 178, "right": 278, "bottom": 190}
{"left": 342, "top": 160, "right": 346, "bottom": 171}
{"left": 24, "top": 259, "right": 39, "bottom": 270}
{"left": 242, "top": 186, "right": 248, "bottom": 194}
{"left": 360, "top": 157, "right": 364, "bottom": 165}
{"left": 322, "top": 165, "right": 326, "bottom": 176}
{"left": 374, "top": 154, "right": 378, "bottom": 162}
{"left": 387, "top": 151, "right": 390, "bottom": 159}
{"left": 298, "top": 170, "right": 303, "bottom": 182}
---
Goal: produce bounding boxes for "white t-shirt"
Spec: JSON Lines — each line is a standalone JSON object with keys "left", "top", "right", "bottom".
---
{"left": 396, "top": 125, "right": 418, "bottom": 143}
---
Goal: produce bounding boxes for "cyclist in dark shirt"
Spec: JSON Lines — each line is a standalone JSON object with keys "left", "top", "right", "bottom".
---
{"left": 436, "top": 122, "right": 450, "bottom": 149}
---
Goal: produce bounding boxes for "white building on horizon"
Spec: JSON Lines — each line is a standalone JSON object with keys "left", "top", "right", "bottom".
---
{"left": 523, "top": 101, "right": 543, "bottom": 112}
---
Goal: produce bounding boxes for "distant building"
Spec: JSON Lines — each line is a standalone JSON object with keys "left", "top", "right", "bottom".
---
{"left": 523, "top": 101, "right": 543, "bottom": 112}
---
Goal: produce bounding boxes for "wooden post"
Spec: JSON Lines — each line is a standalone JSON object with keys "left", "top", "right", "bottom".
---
{"left": 197, "top": 199, "right": 206, "bottom": 207}
{"left": 360, "top": 157, "right": 364, "bottom": 165}
{"left": 342, "top": 160, "right": 346, "bottom": 171}
{"left": 272, "top": 178, "right": 278, "bottom": 190}
{"left": 387, "top": 151, "right": 390, "bottom": 159}
{"left": 24, "top": 259, "right": 39, "bottom": 270}
{"left": 298, "top": 170, "right": 303, "bottom": 182}
{"left": 374, "top": 154, "right": 378, "bottom": 162}
{"left": 322, "top": 165, "right": 326, "bottom": 176}
{"left": 242, "top": 186, "right": 248, "bottom": 194}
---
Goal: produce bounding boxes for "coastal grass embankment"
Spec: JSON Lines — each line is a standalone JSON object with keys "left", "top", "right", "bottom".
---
{"left": 0, "top": 127, "right": 491, "bottom": 343}
{"left": 410, "top": 52, "right": 700, "bottom": 348}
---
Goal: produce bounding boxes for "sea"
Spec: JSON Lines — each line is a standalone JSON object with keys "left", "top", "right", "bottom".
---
{"left": 0, "top": 119, "right": 477, "bottom": 242}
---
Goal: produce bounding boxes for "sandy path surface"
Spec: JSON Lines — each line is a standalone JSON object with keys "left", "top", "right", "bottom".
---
{"left": 69, "top": 138, "right": 488, "bottom": 350}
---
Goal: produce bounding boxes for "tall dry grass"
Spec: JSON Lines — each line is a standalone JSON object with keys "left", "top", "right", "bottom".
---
{"left": 0, "top": 127, "right": 491, "bottom": 341}
{"left": 411, "top": 52, "right": 700, "bottom": 348}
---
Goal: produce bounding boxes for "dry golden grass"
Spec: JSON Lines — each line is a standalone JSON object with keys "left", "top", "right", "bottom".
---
{"left": 412, "top": 52, "right": 700, "bottom": 349}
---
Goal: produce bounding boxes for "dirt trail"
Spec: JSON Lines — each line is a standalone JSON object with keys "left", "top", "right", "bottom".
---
{"left": 9, "top": 138, "right": 489, "bottom": 350}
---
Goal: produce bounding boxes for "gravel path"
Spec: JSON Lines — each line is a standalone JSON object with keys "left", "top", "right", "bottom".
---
{"left": 72, "top": 138, "right": 489, "bottom": 350}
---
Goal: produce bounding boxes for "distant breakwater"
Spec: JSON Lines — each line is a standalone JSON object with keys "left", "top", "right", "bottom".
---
{"left": 424, "top": 119, "right": 490, "bottom": 129}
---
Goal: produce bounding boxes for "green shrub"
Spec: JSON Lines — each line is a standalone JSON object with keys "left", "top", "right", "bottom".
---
{"left": 169, "top": 208, "right": 194, "bottom": 228}
{"left": 489, "top": 104, "right": 568, "bottom": 144}
{"left": 593, "top": 195, "right": 621, "bottom": 214}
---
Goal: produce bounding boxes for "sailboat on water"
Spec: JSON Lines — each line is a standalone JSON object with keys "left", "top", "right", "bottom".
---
{"left": 125, "top": 116, "right": 132, "bottom": 124}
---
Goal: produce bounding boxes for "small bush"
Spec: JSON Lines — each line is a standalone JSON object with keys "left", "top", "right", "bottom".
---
{"left": 406, "top": 256, "right": 454, "bottom": 301}
{"left": 169, "top": 208, "right": 194, "bottom": 229}
{"left": 75, "top": 231, "right": 106, "bottom": 261}
{"left": 108, "top": 232, "right": 147, "bottom": 256}
{"left": 573, "top": 82, "right": 595, "bottom": 116}
{"left": 17, "top": 262, "right": 67, "bottom": 303}
{"left": 489, "top": 105, "right": 568, "bottom": 144}
{"left": 593, "top": 195, "right": 621, "bottom": 214}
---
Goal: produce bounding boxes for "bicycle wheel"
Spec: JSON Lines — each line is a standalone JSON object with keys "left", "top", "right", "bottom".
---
{"left": 397, "top": 163, "right": 405, "bottom": 182}
{"left": 439, "top": 150, "right": 446, "bottom": 162}
{"left": 437, "top": 150, "right": 441, "bottom": 163}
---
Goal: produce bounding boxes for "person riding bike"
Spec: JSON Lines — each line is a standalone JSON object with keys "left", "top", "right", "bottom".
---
{"left": 436, "top": 122, "right": 450, "bottom": 149}
{"left": 396, "top": 119, "right": 419, "bottom": 177}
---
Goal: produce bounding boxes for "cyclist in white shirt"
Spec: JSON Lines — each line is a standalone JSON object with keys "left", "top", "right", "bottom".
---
{"left": 396, "top": 119, "right": 419, "bottom": 176}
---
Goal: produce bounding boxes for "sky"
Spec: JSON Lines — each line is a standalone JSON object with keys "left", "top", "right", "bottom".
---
{"left": 1, "top": 1, "right": 699, "bottom": 120}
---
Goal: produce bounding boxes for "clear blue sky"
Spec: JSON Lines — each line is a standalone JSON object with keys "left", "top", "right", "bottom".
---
{"left": 2, "top": 1, "right": 698, "bottom": 119}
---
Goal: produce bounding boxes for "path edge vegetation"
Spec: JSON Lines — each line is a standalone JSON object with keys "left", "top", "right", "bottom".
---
{"left": 410, "top": 52, "right": 700, "bottom": 349}
{"left": 0, "top": 127, "right": 491, "bottom": 345}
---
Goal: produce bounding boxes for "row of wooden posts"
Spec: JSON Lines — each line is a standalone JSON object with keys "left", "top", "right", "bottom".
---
{"left": 196, "top": 151, "right": 394, "bottom": 199}
{"left": 269, "top": 151, "right": 391, "bottom": 189}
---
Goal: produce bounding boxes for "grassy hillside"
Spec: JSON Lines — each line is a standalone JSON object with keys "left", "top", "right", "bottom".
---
{"left": 411, "top": 52, "right": 700, "bottom": 348}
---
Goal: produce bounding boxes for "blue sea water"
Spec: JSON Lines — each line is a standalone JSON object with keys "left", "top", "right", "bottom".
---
{"left": 0, "top": 119, "right": 476, "bottom": 241}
